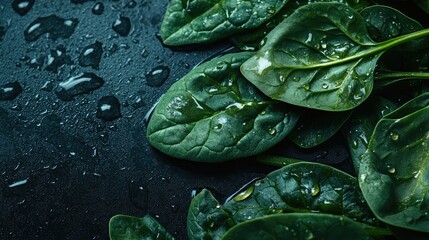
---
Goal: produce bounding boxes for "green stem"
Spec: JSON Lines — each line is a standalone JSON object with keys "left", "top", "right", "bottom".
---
{"left": 375, "top": 71, "right": 429, "bottom": 80}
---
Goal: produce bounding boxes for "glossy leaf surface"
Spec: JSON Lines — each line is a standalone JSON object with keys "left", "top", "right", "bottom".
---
{"left": 221, "top": 213, "right": 385, "bottom": 240}
{"left": 160, "top": 0, "right": 288, "bottom": 46}
{"left": 187, "top": 162, "right": 379, "bottom": 240}
{"left": 344, "top": 97, "right": 397, "bottom": 173}
{"left": 359, "top": 93, "right": 429, "bottom": 232}
{"left": 288, "top": 109, "right": 352, "bottom": 148}
{"left": 147, "top": 52, "right": 298, "bottom": 162}
{"left": 240, "top": 3, "right": 429, "bottom": 111}
{"left": 109, "top": 214, "right": 174, "bottom": 240}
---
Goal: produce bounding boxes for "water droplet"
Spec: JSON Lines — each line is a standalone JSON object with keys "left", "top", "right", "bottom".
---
{"left": 233, "top": 185, "right": 254, "bottom": 202}
{"left": 112, "top": 15, "right": 131, "bottom": 37}
{"left": 266, "top": 7, "right": 276, "bottom": 14}
{"left": 0, "top": 81, "right": 23, "bottom": 101}
{"left": 214, "top": 124, "right": 223, "bottom": 130}
{"left": 311, "top": 184, "right": 320, "bottom": 197}
{"left": 303, "top": 83, "right": 310, "bottom": 91}
{"left": 292, "top": 76, "right": 301, "bottom": 82}
{"left": 127, "top": 0, "right": 137, "bottom": 8}
{"left": 268, "top": 128, "right": 276, "bottom": 135}
{"left": 390, "top": 132, "right": 399, "bottom": 141}
{"left": 321, "top": 43, "right": 327, "bottom": 49}
{"left": 11, "top": 0, "right": 34, "bottom": 16}
{"left": 55, "top": 73, "right": 104, "bottom": 101}
{"left": 79, "top": 41, "right": 103, "bottom": 69}
{"left": 8, "top": 178, "right": 28, "bottom": 188}
{"left": 96, "top": 96, "right": 122, "bottom": 121}
{"left": 45, "top": 45, "right": 72, "bottom": 73}
{"left": 414, "top": 170, "right": 421, "bottom": 179}
{"left": 321, "top": 83, "right": 328, "bottom": 89}
{"left": 24, "top": 15, "right": 78, "bottom": 42}
{"left": 91, "top": 2, "right": 104, "bottom": 15}
{"left": 145, "top": 66, "right": 170, "bottom": 87}
{"left": 360, "top": 173, "right": 367, "bottom": 182}
{"left": 387, "top": 167, "right": 396, "bottom": 174}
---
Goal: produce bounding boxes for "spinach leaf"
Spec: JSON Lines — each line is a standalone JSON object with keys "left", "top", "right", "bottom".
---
{"left": 240, "top": 3, "right": 429, "bottom": 111}
{"left": 187, "top": 162, "right": 379, "bottom": 240}
{"left": 220, "top": 213, "right": 390, "bottom": 240}
{"left": 344, "top": 97, "right": 397, "bottom": 173}
{"left": 359, "top": 92, "right": 429, "bottom": 232}
{"left": 109, "top": 214, "right": 174, "bottom": 240}
{"left": 147, "top": 52, "right": 298, "bottom": 162}
{"left": 232, "top": 0, "right": 373, "bottom": 51}
{"left": 159, "top": 0, "right": 288, "bottom": 46}
{"left": 288, "top": 109, "right": 352, "bottom": 148}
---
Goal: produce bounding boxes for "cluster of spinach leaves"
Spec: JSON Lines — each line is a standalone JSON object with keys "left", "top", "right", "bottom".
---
{"left": 109, "top": 1, "right": 429, "bottom": 239}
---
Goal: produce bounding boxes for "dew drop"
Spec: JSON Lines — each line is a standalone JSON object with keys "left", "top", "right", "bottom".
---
{"left": 0, "top": 81, "right": 23, "bottom": 101}
{"left": 145, "top": 66, "right": 170, "bottom": 87}
{"left": 321, "top": 83, "right": 328, "bottom": 89}
{"left": 390, "top": 132, "right": 399, "bottom": 141}
{"left": 11, "top": 0, "right": 34, "bottom": 16}
{"left": 24, "top": 15, "right": 78, "bottom": 42}
{"left": 233, "top": 185, "right": 254, "bottom": 202}
{"left": 266, "top": 7, "right": 276, "bottom": 14}
{"left": 112, "top": 16, "right": 131, "bottom": 37}
{"left": 292, "top": 76, "right": 301, "bottom": 82}
{"left": 96, "top": 96, "right": 122, "bottom": 121}
{"left": 303, "top": 83, "right": 310, "bottom": 91}
{"left": 55, "top": 73, "right": 104, "bottom": 101}
{"left": 79, "top": 41, "right": 103, "bottom": 69}
{"left": 92, "top": 2, "right": 104, "bottom": 15}
{"left": 387, "top": 167, "right": 396, "bottom": 174}
{"left": 268, "top": 128, "right": 276, "bottom": 135}
{"left": 45, "top": 45, "right": 72, "bottom": 73}
{"left": 310, "top": 184, "right": 320, "bottom": 197}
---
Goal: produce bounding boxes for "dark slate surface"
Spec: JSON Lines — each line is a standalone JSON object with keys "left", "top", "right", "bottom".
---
{"left": 0, "top": 1, "right": 354, "bottom": 239}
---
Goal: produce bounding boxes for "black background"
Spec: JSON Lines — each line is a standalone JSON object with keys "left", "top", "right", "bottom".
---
{"left": 0, "top": 1, "right": 371, "bottom": 239}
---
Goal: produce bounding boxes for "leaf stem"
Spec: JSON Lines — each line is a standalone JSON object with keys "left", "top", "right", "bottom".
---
{"left": 375, "top": 71, "right": 429, "bottom": 80}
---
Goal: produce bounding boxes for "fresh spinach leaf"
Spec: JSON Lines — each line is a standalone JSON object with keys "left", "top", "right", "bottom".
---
{"left": 232, "top": 0, "right": 373, "bottom": 51}
{"left": 240, "top": 3, "right": 429, "bottom": 111}
{"left": 160, "top": 0, "right": 288, "bottom": 46}
{"left": 344, "top": 97, "right": 397, "bottom": 173}
{"left": 220, "top": 213, "right": 390, "bottom": 240}
{"left": 359, "top": 92, "right": 429, "bottom": 232}
{"left": 147, "top": 52, "right": 298, "bottom": 162}
{"left": 109, "top": 214, "right": 174, "bottom": 240}
{"left": 187, "top": 162, "right": 379, "bottom": 240}
{"left": 288, "top": 109, "right": 352, "bottom": 148}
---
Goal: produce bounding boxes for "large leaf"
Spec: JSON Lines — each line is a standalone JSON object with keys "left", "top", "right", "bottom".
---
{"left": 221, "top": 213, "right": 388, "bottom": 240}
{"left": 232, "top": 0, "right": 373, "bottom": 51}
{"left": 109, "top": 214, "right": 174, "bottom": 240}
{"left": 288, "top": 109, "right": 352, "bottom": 148}
{"left": 187, "top": 162, "right": 379, "bottom": 240}
{"left": 240, "top": 3, "right": 429, "bottom": 111}
{"left": 359, "top": 92, "right": 429, "bottom": 232}
{"left": 343, "top": 97, "right": 397, "bottom": 173}
{"left": 147, "top": 52, "right": 298, "bottom": 162}
{"left": 159, "top": 0, "right": 288, "bottom": 46}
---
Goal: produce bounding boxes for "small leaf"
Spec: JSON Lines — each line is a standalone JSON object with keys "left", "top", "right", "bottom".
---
{"left": 109, "top": 214, "right": 174, "bottom": 240}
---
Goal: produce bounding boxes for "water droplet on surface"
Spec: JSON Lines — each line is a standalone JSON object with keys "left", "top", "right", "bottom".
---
{"left": 24, "top": 15, "right": 78, "bottom": 42}
{"left": 8, "top": 178, "right": 28, "bottom": 188}
{"left": 145, "top": 66, "right": 170, "bottom": 87}
{"left": 55, "top": 73, "right": 104, "bottom": 101}
{"left": 11, "top": 0, "right": 34, "bottom": 16}
{"left": 321, "top": 83, "right": 328, "bottom": 89}
{"left": 79, "top": 41, "right": 103, "bottom": 69}
{"left": 233, "top": 185, "right": 254, "bottom": 202}
{"left": 387, "top": 166, "right": 396, "bottom": 174}
{"left": 303, "top": 83, "right": 310, "bottom": 91}
{"left": 126, "top": 0, "right": 137, "bottom": 8}
{"left": 310, "top": 184, "right": 320, "bottom": 197}
{"left": 213, "top": 123, "right": 223, "bottom": 130}
{"left": 268, "top": 128, "right": 276, "bottom": 135}
{"left": 45, "top": 45, "right": 72, "bottom": 73}
{"left": 390, "top": 132, "right": 399, "bottom": 141}
{"left": 91, "top": 2, "right": 104, "bottom": 15}
{"left": 0, "top": 81, "right": 23, "bottom": 101}
{"left": 266, "top": 7, "right": 276, "bottom": 14}
{"left": 292, "top": 76, "right": 301, "bottom": 82}
{"left": 96, "top": 96, "right": 122, "bottom": 121}
{"left": 112, "top": 15, "right": 131, "bottom": 37}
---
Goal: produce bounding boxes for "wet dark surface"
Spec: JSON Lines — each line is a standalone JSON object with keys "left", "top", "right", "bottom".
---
{"left": 0, "top": 1, "right": 353, "bottom": 239}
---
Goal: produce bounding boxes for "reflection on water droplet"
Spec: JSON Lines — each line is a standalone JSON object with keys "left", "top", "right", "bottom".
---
{"left": 266, "top": 7, "right": 276, "bottom": 14}
{"left": 214, "top": 124, "right": 223, "bottom": 130}
{"left": 12, "top": 0, "right": 34, "bottom": 16}
{"left": 24, "top": 15, "right": 78, "bottom": 42}
{"left": 303, "top": 84, "right": 310, "bottom": 91}
{"left": 92, "top": 2, "right": 104, "bottom": 15}
{"left": 79, "top": 41, "right": 103, "bottom": 69}
{"left": 293, "top": 76, "right": 301, "bottom": 82}
{"left": 0, "top": 81, "right": 23, "bottom": 101}
{"left": 321, "top": 83, "right": 328, "bottom": 89}
{"left": 233, "top": 185, "right": 254, "bottom": 202}
{"left": 390, "top": 132, "right": 399, "bottom": 141}
{"left": 268, "top": 128, "right": 276, "bottom": 135}
{"left": 387, "top": 167, "right": 396, "bottom": 174}
{"left": 55, "top": 72, "right": 104, "bottom": 101}
{"left": 145, "top": 66, "right": 170, "bottom": 87}
{"left": 112, "top": 15, "right": 131, "bottom": 37}
{"left": 96, "top": 96, "right": 122, "bottom": 121}
{"left": 311, "top": 184, "right": 320, "bottom": 197}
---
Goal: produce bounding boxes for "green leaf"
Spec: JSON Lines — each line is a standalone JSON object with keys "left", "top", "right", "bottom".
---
{"left": 159, "top": 0, "right": 288, "bottom": 46}
{"left": 256, "top": 154, "right": 303, "bottom": 167}
{"left": 240, "top": 3, "right": 429, "bottom": 111}
{"left": 220, "top": 213, "right": 390, "bottom": 240}
{"left": 343, "top": 97, "right": 397, "bottom": 173}
{"left": 109, "top": 214, "right": 174, "bottom": 240}
{"left": 232, "top": 0, "right": 373, "bottom": 51}
{"left": 187, "top": 162, "right": 380, "bottom": 240}
{"left": 359, "top": 92, "right": 429, "bottom": 232}
{"left": 147, "top": 52, "right": 298, "bottom": 162}
{"left": 288, "top": 109, "right": 352, "bottom": 148}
